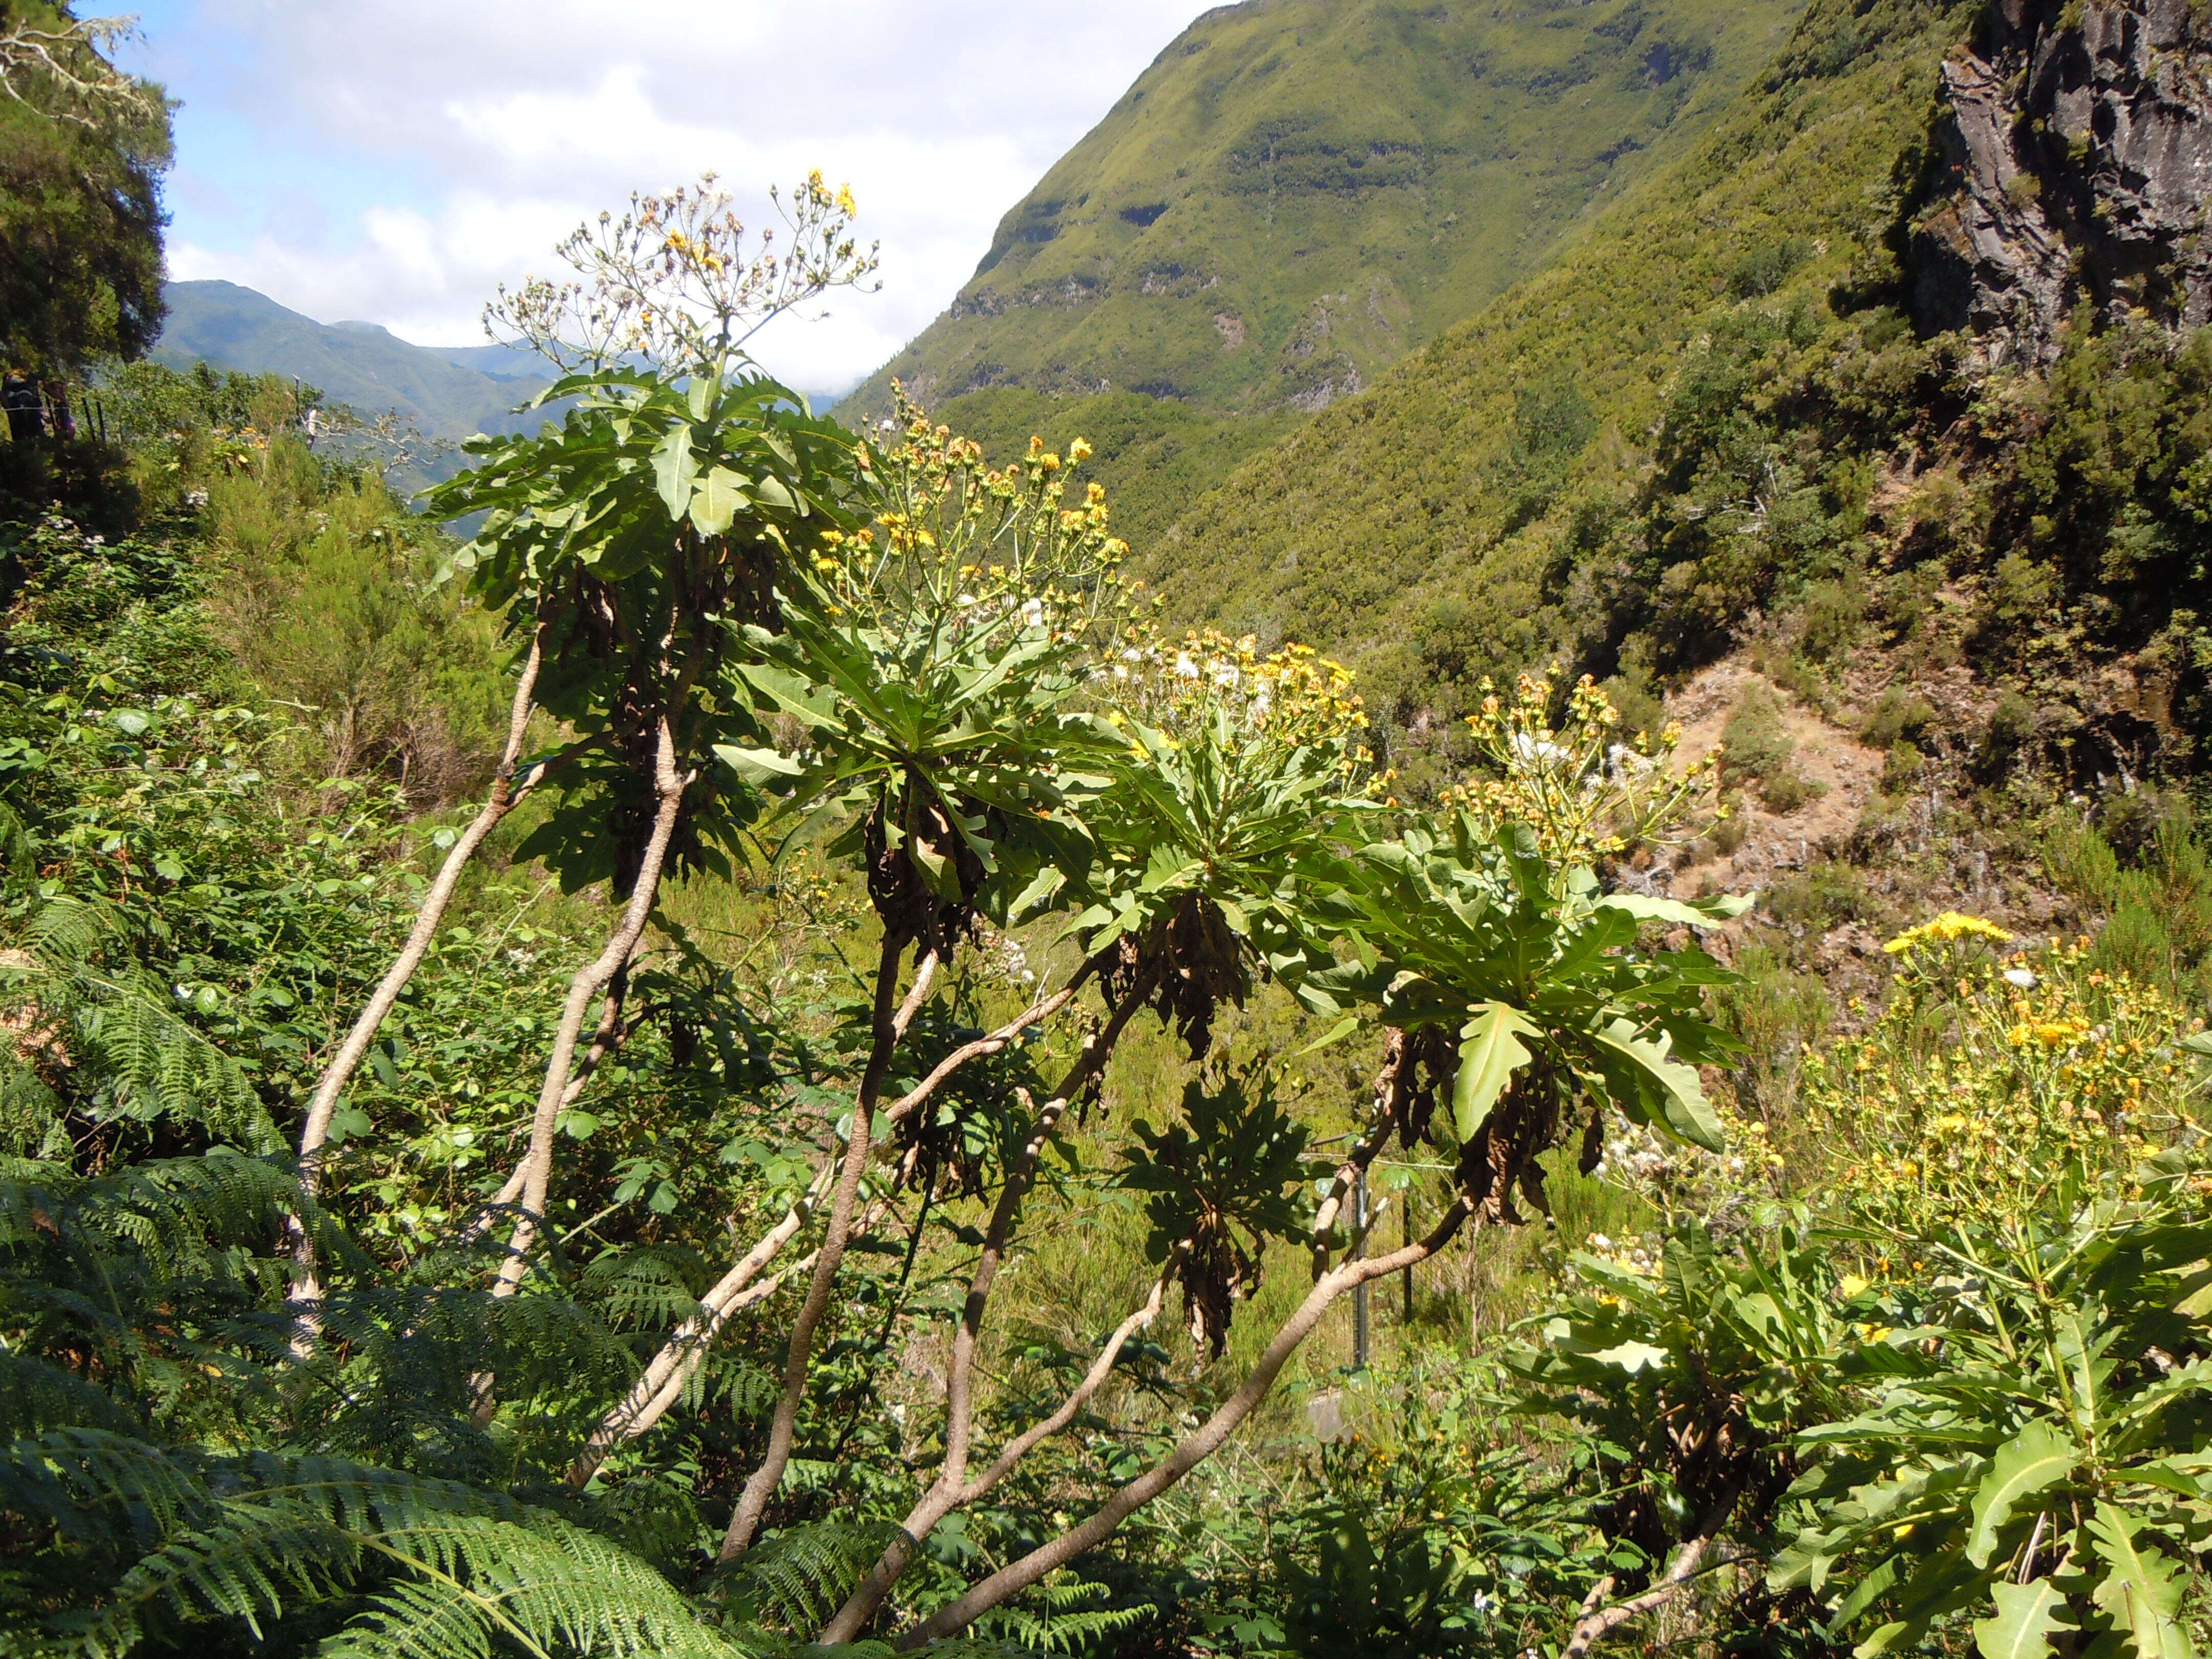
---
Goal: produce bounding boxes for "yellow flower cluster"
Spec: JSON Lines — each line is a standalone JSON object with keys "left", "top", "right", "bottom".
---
{"left": 1101, "top": 627, "right": 1376, "bottom": 781}
{"left": 1803, "top": 932, "right": 2205, "bottom": 1236}
{"left": 810, "top": 386, "right": 1129, "bottom": 641}
{"left": 1881, "top": 912, "right": 2015, "bottom": 955}
{"left": 1444, "top": 670, "right": 1718, "bottom": 866}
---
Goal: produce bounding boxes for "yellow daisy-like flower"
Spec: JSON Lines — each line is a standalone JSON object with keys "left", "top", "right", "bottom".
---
{"left": 1882, "top": 912, "right": 2015, "bottom": 955}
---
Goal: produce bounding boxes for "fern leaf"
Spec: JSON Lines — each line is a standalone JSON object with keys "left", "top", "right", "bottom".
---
{"left": 727, "top": 1519, "right": 903, "bottom": 1638}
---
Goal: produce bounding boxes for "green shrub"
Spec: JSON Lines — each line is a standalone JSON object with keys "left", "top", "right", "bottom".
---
{"left": 1796, "top": 575, "right": 1866, "bottom": 664}
{"left": 201, "top": 437, "right": 508, "bottom": 802}
{"left": 2093, "top": 878, "right": 2177, "bottom": 984}
{"left": 2040, "top": 811, "right": 2120, "bottom": 906}
{"left": 1712, "top": 799, "right": 1751, "bottom": 855}
{"left": 1860, "top": 684, "right": 1936, "bottom": 750}
{"left": 1714, "top": 943, "right": 1832, "bottom": 1112}
{"left": 1976, "top": 689, "right": 2037, "bottom": 776}
{"left": 1721, "top": 684, "right": 1794, "bottom": 781}
{"left": 1880, "top": 739, "right": 1924, "bottom": 792}
{"left": 1726, "top": 236, "right": 1813, "bottom": 300}
{"left": 1763, "top": 860, "right": 1874, "bottom": 931}
{"left": 1970, "top": 551, "right": 2057, "bottom": 653}
{"left": 1759, "top": 769, "right": 1828, "bottom": 813}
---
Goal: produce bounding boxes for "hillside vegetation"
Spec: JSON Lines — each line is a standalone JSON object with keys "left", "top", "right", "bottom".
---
{"left": 1155, "top": 0, "right": 1959, "bottom": 714}
{"left": 1135, "top": 0, "right": 2206, "bottom": 808}
{"left": 20, "top": 6, "right": 2212, "bottom": 1659}
{"left": 847, "top": 0, "right": 1803, "bottom": 422}
{"left": 152, "top": 281, "right": 553, "bottom": 446}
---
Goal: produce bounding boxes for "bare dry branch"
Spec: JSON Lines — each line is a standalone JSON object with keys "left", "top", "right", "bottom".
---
{"left": 0, "top": 14, "right": 162, "bottom": 131}
{"left": 1563, "top": 1538, "right": 1715, "bottom": 1659}
{"left": 882, "top": 982, "right": 1079, "bottom": 1130}
{"left": 287, "top": 636, "right": 545, "bottom": 1351}
{"left": 567, "top": 1160, "right": 837, "bottom": 1485}
{"left": 818, "top": 982, "right": 1156, "bottom": 1640}
{"left": 493, "top": 719, "right": 688, "bottom": 1299}
{"left": 821, "top": 1268, "right": 1168, "bottom": 1644}
{"left": 569, "top": 972, "right": 1082, "bottom": 1489}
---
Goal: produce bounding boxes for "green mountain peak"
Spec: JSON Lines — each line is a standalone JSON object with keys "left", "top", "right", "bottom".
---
{"left": 846, "top": 0, "right": 1804, "bottom": 421}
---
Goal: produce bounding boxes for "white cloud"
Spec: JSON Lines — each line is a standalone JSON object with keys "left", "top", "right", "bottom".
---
{"left": 141, "top": 1, "right": 1220, "bottom": 392}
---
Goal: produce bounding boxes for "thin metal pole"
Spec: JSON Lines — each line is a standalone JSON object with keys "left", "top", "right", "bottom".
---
{"left": 1352, "top": 1169, "right": 1370, "bottom": 1369}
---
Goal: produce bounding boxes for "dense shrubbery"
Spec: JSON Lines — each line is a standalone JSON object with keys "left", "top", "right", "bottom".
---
{"left": 0, "top": 180, "right": 1775, "bottom": 1648}
{"left": 8, "top": 1, "right": 2212, "bottom": 1646}
{"left": 20, "top": 341, "right": 2212, "bottom": 1655}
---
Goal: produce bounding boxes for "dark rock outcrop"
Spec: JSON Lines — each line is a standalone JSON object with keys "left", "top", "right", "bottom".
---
{"left": 1909, "top": 0, "right": 2212, "bottom": 365}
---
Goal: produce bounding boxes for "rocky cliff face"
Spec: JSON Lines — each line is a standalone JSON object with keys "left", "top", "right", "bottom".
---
{"left": 1910, "top": 0, "right": 2212, "bottom": 365}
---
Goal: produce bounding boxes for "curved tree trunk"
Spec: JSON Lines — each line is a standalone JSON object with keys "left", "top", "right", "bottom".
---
{"left": 296, "top": 633, "right": 544, "bottom": 1188}
{"left": 566, "top": 1162, "right": 834, "bottom": 1486}
{"left": 493, "top": 719, "right": 688, "bottom": 1299}
{"left": 286, "top": 632, "right": 545, "bottom": 1350}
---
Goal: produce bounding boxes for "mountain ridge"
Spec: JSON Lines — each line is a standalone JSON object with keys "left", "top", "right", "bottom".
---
{"left": 844, "top": 0, "right": 1806, "bottom": 423}
{"left": 150, "top": 280, "right": 551, "bottom": 440}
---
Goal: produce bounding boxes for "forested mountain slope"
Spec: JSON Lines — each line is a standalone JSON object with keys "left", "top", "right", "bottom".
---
{"left": 1153, "top": 0, "right": 2212, "bottom": 806}
{"left": 845, "top": 0, "right": 1802, "bottom": 423}
{"left": 23, "top": 8, "right": 2212, "bottom": 1656}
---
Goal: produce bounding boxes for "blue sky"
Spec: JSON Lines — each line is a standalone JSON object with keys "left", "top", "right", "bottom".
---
{"left": 115, "top": 2, "right": 1220, "bottom": 395}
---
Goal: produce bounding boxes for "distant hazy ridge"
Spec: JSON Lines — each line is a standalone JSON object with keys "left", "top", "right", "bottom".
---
{"left": 151, "top": 280, "right": 550, "bottom": 439}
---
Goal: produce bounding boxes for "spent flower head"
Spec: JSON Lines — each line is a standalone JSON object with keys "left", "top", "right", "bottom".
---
{"left": 485, "top": 171, "right": 880, "bottom": 378}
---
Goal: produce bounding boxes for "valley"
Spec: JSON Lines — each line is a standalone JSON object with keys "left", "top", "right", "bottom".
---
{"left": 8, "top": 1, "right": 2212, "bottom": 1655}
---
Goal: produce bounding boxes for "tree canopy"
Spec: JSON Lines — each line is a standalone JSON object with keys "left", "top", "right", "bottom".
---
{"left": 0, "top": 3, "right": 170, "bottom": 377}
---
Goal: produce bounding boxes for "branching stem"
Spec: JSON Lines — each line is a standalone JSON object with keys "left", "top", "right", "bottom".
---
{"left": 718, "top": 940, "right": 940, "bottom": 1559}
{"left": 818, "top": 982, "right": 1153, "bottom": 1640}
{"left": 493, "top": 718, "right": 688, "bottom": 1300}
{"left": 900, "top": 1196, "right": 1476, "bottom": 1646}
{"left": 1562, "top": 1537, "right": 1716, "bottom": 1659}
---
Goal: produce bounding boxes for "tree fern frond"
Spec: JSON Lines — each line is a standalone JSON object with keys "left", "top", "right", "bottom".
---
{"left": 967, "top": 1604, "right": 1155, "bottom": 1655}
{"left": 0, "top": 1049, "right": 63, "bottom": 1158}
{"left": 78, "top": 965, "right": 278, "bottom": 1152}
{"left": 726, "top": 1519, "right": 903, "bottom": 1638}
{"left": 22, "top": 895, "right": 126, "bottom": 965}
{"left": 0, "top": 1353, "right": 136, "bottom": 1438}
{"left": 964, "top": 1576, "right": 1156, "bottom": 1657}
{"left": 7, "top": 896, "right": 281, "bottom": 1152}
{"left": 27, "top": 1451, "right": 751, "bottom": 1659}
{"left": 0, "top": 1427, "right": 212, "bottom": 1550}
{"left": 65, "top": 1493, "right": 361, "bottom": 1655}
{"left": 325, "top": 1512, "right": 752, "bottom": 1659}
{"left": 579, "top": 1244, "right": 717, "bottom": 1331}
{"left": 697, "top": 1353, "right": 779, "bottom": 1421}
